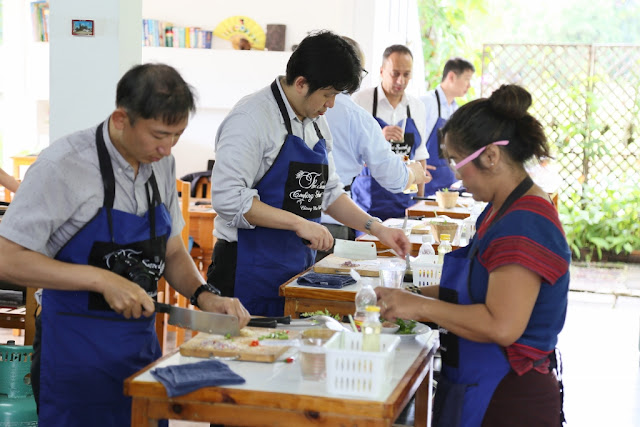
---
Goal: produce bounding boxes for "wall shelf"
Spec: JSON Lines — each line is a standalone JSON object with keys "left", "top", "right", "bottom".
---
{"left": 142, "top": 46, "right": 291, "bottom": 110}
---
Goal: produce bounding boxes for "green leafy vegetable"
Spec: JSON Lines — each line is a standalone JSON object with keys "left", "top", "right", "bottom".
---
{"left": 395, "top": 319, "right": 417, "bottom": 334}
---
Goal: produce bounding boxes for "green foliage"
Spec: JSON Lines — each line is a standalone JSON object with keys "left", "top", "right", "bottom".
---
{"left": 417, "top": 0, "right": 486, "bottom": 97}
{"left": 559, "top": 177, "right": 640, "bottom": 261}
{"left": 300, "top": 309, "right": 341, "bottom": 321}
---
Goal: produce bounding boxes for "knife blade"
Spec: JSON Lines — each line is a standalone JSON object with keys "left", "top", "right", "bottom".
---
{"left": 154, "top": 301, "right": 240, "bottom": 336}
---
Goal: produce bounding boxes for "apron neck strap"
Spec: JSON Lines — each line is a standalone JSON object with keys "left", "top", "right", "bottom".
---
{"left": 312, "top": 122, "right": 324, "bottom": 140}
{"left": 435, "top": 90, "right": 442, "bottom": 118}
{"left": 486, "top": 175, "right": 534, "bottom": 230}
{"left": 95, "top": 120, "right": 161, "bottom": 242}
{"left": 271, "top": 79, "right": 293, "bottom": 135}
{"left": 373, "top": 88, "right": 378, "bottom": 117}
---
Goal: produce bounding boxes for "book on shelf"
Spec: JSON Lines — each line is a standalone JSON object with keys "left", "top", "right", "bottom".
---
{"left": 142, "top": 19, "right": 213, "bottom": 49}
{"left": 30, "top": 1, "right": 49, "bottom": 42}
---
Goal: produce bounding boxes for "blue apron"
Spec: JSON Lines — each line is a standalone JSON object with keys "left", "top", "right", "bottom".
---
{"left": 234, "top": 80, "right": 329, "bottom": 316}
{"left": 423, "top": 90, "right": 456, "bottom": 196}
{"left": 350, "top": 89, "right": 421, "bottom": 221}
{"left": 38, "top": 122, "right": 171, "bottom": 427}
{"left": 432, "top": 177, "right": 533, "bottom": 427}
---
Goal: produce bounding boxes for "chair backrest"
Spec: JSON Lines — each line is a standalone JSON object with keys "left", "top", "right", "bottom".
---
{"left": 176, "top": 178, "right": 191, "bottom": 249}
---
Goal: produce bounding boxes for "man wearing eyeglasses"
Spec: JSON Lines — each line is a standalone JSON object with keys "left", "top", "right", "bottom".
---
{"left": 350, "top": 45, "right": 429, "bottom": 221}
{"left": 319, "top": 38, "right": 431, "bottom": 258}
{"left": 422, "top": 57, "right": 475, "bottom": 196}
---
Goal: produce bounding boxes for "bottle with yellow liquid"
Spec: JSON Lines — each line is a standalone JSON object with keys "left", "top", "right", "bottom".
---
{"left": 437, "top": 234, "right": 452, "bottom": 264}
{"left": 361, "top": 305, "right": 382, "bottom": 352}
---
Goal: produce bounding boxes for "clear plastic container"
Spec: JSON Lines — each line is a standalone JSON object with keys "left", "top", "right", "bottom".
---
{"left": 437, "top": 234, "right": 452, "bottom": 264}
{"left": 361, "top": 305, "right": 381, "bottom": 352}
{"left": 353, "top": 282, "right": 377, "bottom": 329}
{"left": 419, "top": 234, "right": 436, "bottom": 255}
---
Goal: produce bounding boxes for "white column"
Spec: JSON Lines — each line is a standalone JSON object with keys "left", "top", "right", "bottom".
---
{"left": 49, "top": 0, "right": 142, "bottom": 142}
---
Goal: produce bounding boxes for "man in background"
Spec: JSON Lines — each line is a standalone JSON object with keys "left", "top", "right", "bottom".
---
{"left": 422, "top": 57, "right": 475, "bottom": 195}
{"left": 351, "top": 44, "right": 428, "bottom": 221}
{"left": 320, "top": 37, "right": 431, "bottom": 259}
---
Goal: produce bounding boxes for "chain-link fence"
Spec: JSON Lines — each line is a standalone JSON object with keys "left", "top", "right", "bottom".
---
{"left": 481, "top": 44, "right": 640, "bottom": 198}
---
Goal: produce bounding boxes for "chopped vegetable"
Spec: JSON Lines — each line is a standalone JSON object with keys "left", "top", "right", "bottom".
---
{"left": 258, "top": 331, "right": 290, "bottom": 340}
{"left": 300, "top": 308, "right": 341, "bottom": 320}
{"left": 285, "top": 357, "right": 295, "bottom": 363}
{"left": 249, "top": 340, "right": 260, "bottom": 347}
{"left": 224, "top": 333, "right": 232, "bottom": 340}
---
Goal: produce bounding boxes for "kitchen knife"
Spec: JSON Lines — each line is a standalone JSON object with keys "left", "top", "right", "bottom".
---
{"left": 154, "top": 301, "right": 240, "bottom": 336}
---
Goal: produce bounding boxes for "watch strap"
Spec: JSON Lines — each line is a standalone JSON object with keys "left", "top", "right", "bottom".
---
{"left": 190, "top": 283, "right": 221, "bottom": 308}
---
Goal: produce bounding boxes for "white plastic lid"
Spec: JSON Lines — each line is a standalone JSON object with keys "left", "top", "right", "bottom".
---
{"left": 422, "top": 234, "right": 434, "bottom": 244}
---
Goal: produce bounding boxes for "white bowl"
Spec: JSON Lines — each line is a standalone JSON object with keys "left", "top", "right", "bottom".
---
{"left": 381, "top": 322, "right": 400, "bottom": 334}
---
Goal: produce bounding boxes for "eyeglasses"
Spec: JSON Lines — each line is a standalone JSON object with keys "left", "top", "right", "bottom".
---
{"left": 449, "top": 140, "right": 509, "bottom": 171}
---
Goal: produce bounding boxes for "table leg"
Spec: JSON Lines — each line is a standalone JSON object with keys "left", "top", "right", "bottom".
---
{"left": 414, "top": 356, "right": 434, "bottom": 427}
{"left": 131, "top": 398, "right": 159, "bottom": 427}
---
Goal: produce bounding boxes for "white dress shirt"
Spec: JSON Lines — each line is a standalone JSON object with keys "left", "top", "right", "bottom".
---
{"left": 352, "top": 85, "right": 428, "bottom": 161}
{"left": 421, "top": 85, "right": 458, "bottom": 140}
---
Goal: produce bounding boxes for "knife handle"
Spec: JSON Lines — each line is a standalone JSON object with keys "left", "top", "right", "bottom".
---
{"left": 301, "top": 238, "right": 311, "bottom": 245}
{"left": 247, "top": 318, "right": 278, "bottom": 328}
{"left": 154, "top": 301, "right": 172, "bottom": 314}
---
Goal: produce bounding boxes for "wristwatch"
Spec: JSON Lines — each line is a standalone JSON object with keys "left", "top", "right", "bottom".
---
{"left": 190, "top": 283, "right": 221, "bottom": 308}
{"left": 364, "top": 217, "right": 382, "bottom": 232}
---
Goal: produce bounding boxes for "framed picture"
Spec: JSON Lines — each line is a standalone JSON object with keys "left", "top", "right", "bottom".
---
{"left": 71, "top": 20, "right": 94, "bottom": 37}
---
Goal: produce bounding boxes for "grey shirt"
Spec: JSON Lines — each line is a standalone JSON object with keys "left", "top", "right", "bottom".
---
{"left": 211, "top": 77, "right": 345, "bottom": 242}
{"left": 0, "top": 117, "right": 184, "bottom": 258}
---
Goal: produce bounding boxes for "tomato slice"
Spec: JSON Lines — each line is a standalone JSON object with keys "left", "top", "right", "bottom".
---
{"left": 250, "top": 340, "right": 260, "bottom": 347}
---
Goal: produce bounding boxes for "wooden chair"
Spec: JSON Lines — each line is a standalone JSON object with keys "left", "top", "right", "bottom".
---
{"left": 155, "top": 178, "right": 191, "bottom": 353}
{"left": 0, "top": 286, "right": 37, "bottom": 345}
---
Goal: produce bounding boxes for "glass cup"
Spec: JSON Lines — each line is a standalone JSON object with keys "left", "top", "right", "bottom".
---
{"left": 299, "top": 337, "right": 328, "bottom": 381}
{"left": 379, "top": 258, "right": 406, "bottom": 288}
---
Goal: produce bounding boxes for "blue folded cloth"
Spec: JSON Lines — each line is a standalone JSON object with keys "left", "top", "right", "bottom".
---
{"left": 297, "top": 272, "right": 356, "bottom": 289}
{"left": 151, "top": 359, "right": 246, "bottom": 397}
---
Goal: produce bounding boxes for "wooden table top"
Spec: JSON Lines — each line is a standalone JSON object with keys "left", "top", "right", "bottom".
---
{"left": 124, "top": 328, "right": 438, "bottom": 426}
{"left": 406, "top": 199, "right": 474, "bottom": 220}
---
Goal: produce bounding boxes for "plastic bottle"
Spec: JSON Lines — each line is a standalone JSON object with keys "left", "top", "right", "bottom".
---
{"left": 354, "top": 282, "right": 377, "bottom": 330}
{"left": 418, "top": 234, "right": 436, "bottom": 256}
{"left": 437, "top": 234, "right": 452, "bottom": 264}
{"left": 361, "top": 305, "right": 382, "bottom": 352}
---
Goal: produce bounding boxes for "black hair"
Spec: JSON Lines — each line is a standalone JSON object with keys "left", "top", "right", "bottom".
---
{"left": 441, "top": 57, "right": 475, "bottom": 82}
{"left": 116, "top": 63, "right": 196, "bottom": 125}
{"left": 382, "top": 44, "right": 413, "bottom": 62}
{"left": 286, "top": 30, "right": 361, "bottom": 95}
{"left": 440, "top": 84, "right": 550, "bottom": 169}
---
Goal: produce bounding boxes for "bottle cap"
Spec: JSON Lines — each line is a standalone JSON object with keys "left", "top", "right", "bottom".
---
{"left": 440, "top": 234, "right": 451, "bottom": 241}
{"left": 365, "top": 305, "right": 381, "bottom": 312}
{"left": 422, "top": 234, "right": 433, "bottom": 243}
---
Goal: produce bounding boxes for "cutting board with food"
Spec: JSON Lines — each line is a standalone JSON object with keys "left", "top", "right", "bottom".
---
{"left": 313, "top": 254, "right": 380, "bottom": 277}
{"left": 179, "top": 327, "right": 301, "bottom": 362}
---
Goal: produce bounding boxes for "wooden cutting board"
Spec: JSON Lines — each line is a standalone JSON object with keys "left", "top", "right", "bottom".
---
{"left": 313, "top": 254, "right": 380, "bottom": 277}
{"left": 180, "top": 327, "right": 301, "bottom": 363}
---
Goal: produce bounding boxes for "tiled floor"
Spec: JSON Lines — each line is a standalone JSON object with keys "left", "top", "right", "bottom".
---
{"left": 3, "top": 263, "right": 639, "bottom": 426}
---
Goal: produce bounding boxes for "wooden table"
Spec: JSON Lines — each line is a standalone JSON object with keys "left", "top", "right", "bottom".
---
{"left": 187, "top": 200, "right": 216, "bottom": 275}
{"left": 124, "top": 330, "right": 437, "bottom": 426}
{"left": 279, "top": 267, "right": 358, "bottom": 319}
{"left": 406, "top": 199, "right": 473, "bottom": 220}
{"left": 356, "top": 217, "right": 462, "bottom": 257}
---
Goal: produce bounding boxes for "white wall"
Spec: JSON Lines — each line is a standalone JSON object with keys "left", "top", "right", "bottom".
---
{"left": 141, "top": 0, "right": 425, "bottom": 178}
{"left": 49, "top": 0, "right": 142, "bottom": 142}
